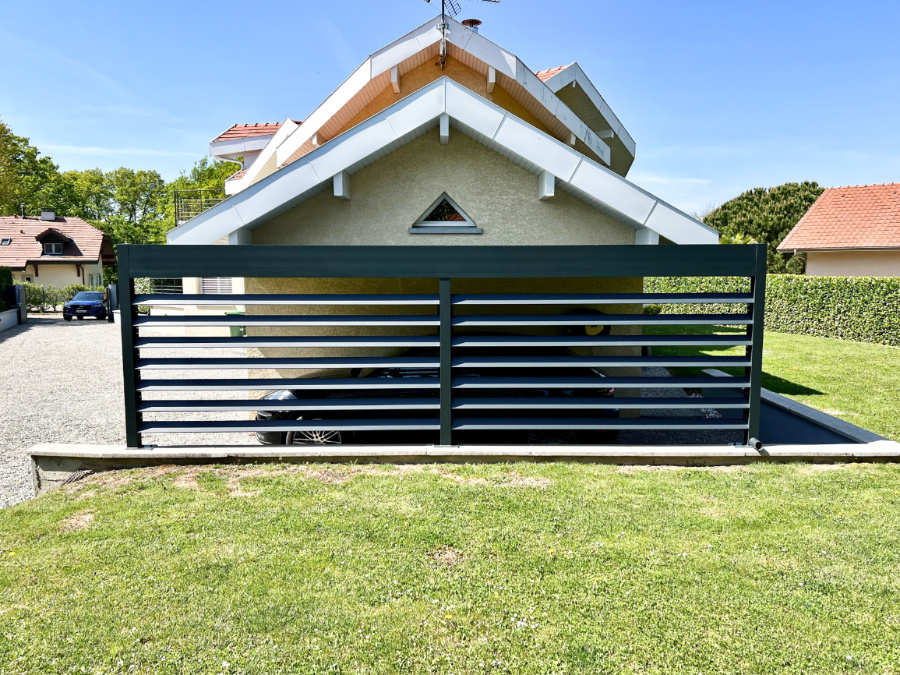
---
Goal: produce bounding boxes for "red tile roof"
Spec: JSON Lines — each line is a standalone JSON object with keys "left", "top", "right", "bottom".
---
{"left": 226, "top": 168, "right": 248, "bottom": 182}
{"left": 0, "top": 216, "right": 113, "bottom": 270}
{"left": 535, "top": 65, "right": 571, "bottom": 82}
{"left": 211, "top": 121, "right": 301, "bottom": 145}
{"left": 778, "top": 183, "right": 900, "bottom": 252}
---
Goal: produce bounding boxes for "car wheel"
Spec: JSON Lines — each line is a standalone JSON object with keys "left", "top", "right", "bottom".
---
{"left": 526, "top": 429, "right": 580, "bottom": 445}
{"left": 98, "top": 313, "right": 107, "bottom": 320}
{"left": 286, "top": 424, "right": 342, "bottom": 446}
{"left": 64, "top": 315, "right": 72, "bottom": 322}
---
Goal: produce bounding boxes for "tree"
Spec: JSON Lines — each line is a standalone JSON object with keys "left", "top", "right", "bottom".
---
{"left": 160, "top": 157, "right": 240, "bottom": 232}
{"left": 0, "top": 120, "right": 17, "bottom": 214}
{"left": 0, "top": 121, "right": 73, "bottom": 216}
{"left": 703, "top": 182, "right": 824, "bottom": 273}
{"left": 64, "top": 168, "right": 114, "bottom": 223}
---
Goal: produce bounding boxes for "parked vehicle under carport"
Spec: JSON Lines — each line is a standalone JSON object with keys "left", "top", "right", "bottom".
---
{"left": 255, "top": 344, "right": 620, "bottom": 446}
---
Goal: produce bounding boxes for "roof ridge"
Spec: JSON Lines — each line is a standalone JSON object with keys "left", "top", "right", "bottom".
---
{"left": 824, "top": 182, "right": 900, "bottom": 191}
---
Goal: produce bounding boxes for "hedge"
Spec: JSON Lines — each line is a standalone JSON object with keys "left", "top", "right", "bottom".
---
{"left": 19, "top": 282, "right": 106, "bottom": 313}
{"left": 0, "top": 266, "right": 12, "bottom": 312}
{"left": 644, "top": 275, "right": 900, "bottom": 347}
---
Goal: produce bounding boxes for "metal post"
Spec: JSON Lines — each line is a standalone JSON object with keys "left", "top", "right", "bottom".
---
{"left": 439, "top": 278, "right": 453, "bottom": 445}
{"left": 745, "top": 244, "right": 767, "bottom": 448}
{"left": 117, "top": 246, "right": 142, "bottom": 448}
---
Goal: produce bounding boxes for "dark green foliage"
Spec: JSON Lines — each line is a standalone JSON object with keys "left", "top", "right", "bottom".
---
{"left": 1, "top": 118, "right": 238, "bottom": 249}
{"left": 0, "top": 266, "right": 12, "bottom": 312}
{"left": 645, "top": 275, "right": 900, "bottom": 346}
{"left": 704, "top": 182, "right": 824, "bottom": 273}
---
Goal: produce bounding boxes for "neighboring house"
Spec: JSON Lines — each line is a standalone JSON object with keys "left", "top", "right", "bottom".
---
{"left": 778, "top": 183, "right": 900, "bottom": 276}
{"left": 0, "top": 211, "right": 114, "bottom": 287}
{"left": 161, "top": 15, "right": 718, "bottom": 364}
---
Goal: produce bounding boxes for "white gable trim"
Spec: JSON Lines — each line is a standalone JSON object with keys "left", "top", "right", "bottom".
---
{"left": 167, "top": 79, "right": 716, "bottom": 246}
{"left": 540, "top": 63, "right": 636, "bottom": 157}
{"left": 263, "top": 16, "right": 616, "bottom": 172}
{"left": 224, "top": 117, "right": 301, "bottom": 194}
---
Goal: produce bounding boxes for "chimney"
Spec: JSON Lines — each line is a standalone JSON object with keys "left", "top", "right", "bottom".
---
{"left": 19, "top": 202, "right": 26, "bottom": 219}
{"left": 41, "top": 208, "right": 56, "bottom": 222}
{"left": 462, "top": 19, "right": 482, "bottom": 33}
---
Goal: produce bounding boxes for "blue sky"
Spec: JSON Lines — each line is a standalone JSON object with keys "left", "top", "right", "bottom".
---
{"left": 1, "top": 0, "right": 898, "bottom": 215}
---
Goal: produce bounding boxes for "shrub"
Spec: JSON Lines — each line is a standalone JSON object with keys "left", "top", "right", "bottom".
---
{"left": 645, "top": 275, "right": 900, "bottom": 347}
{"left": 0, "top": 266, "right": 12, "bottom": 312}
{"left": 61, "top": 284, "right": 105, "bottom": 302}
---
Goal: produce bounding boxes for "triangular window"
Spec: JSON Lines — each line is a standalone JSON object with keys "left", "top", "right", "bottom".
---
{"left": 410, "top": 193, "right": 482, "bottom": 234}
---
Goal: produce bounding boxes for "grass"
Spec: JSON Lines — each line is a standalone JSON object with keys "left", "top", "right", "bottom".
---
{"left": 647, "top": 326, "right": 900, "bottom": 442}
{"left": 2, "top": 462, "right": 900, "bottom": 673}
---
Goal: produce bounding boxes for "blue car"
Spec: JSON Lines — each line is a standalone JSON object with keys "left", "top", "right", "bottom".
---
{"left": 63, "top": 291, "right": 107, "bottom": 321}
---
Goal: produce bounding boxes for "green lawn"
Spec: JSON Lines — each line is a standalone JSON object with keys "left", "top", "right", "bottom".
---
{"left": 647, "top": 326, "right": 900, "bottom": 442}
{"left": 2, "top": 463, "right": 900, "bottom": 673}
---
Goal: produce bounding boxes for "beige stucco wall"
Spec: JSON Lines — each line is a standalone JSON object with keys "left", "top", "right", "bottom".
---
{"left": 252, "top": 129, "right": 634, "bottom": 247}
{"left": 806, "top": 250, "right": 900, "bottom": 276}
{"left": 14, "top": 262, "right": 104, "bottom": 287}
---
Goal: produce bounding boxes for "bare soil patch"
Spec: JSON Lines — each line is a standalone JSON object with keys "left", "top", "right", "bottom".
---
{"left": 427, "top": 546, "right": 465, "bottom": 568}
{"left": 60, "top": 511, "right": 94, "bottom": 532}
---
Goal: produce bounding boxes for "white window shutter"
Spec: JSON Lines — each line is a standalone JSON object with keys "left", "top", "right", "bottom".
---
{"left": 200, "top": 277, "right": 233, "bottom": 294}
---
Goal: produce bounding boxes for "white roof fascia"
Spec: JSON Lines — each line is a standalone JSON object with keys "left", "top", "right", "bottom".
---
{"left": 225, "top": 118, "right": 301, "bottom": 194}
{"left": 209, "top": 135, "right": 276, "bottom": 161}
{"left": 167, "top": 78, "right": 716, "bottom": 246}
{"left": 273, "top": 61, "right": 376, "bottom": 168}
{"left": 272, "top": 16, "right": 610, "bottom": 170}
{"left": 542, "top": 63, "right": 636, "bottom": 157}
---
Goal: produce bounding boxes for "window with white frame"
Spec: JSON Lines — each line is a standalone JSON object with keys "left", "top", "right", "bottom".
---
{"left": 200, "top": 277, "right": 233, "bottom": 294}
{"left": 409, "top": 193, "right": 481, "bottom": 234}
{"left": 43, "top": 242, "right": 63, "bottom": 255}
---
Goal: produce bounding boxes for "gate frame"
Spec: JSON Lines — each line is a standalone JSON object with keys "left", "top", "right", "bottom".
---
{"left": 118, "top": 243, "right": 767, "bottom": 449}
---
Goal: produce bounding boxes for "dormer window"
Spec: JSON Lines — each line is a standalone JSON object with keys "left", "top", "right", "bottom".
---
{"left": 43, "top": 242, "right": 63, "bottom": 255}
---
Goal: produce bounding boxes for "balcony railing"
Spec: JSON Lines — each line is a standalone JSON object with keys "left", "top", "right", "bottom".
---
{"left": 174, "top": 189, "right": 225, "bottom": 225}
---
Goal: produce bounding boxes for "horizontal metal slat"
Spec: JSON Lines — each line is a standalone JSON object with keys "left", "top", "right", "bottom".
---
{"left": 140, "top": 419, "right": 439, "bottom": 434}
{"left": 452, "top": 292, "right": 753, "bottom": 305}
{"left": 451, "top": 313, "right": 752, "bottom": 327}
{"left": 137, "top": 357, "right": 439, "bottom": 370}
{"left": 133, "top": 293, "right": 440, "bottom": 306}
{"left": 452, "top": 418, "right": 749, "bottom": 431}
{"left": 136, "top": 336, "right": 440, "bottom": 349}
{"left": 452, "top": 397, "right": 749, "bottom": 410}
{"left": 452, "top": 376, "right": 750, "bottom": 389}
{"left": 451, "top": 356, "right": 751, "bottom": 368}
{"left": 137, "top": 378, "right": 440, "bottom": 392}
{"left": 452, "top": 335, "right": 752, "bottom": 348}
{"left": 134, "top": 315, "right": 439, "bottom": 327}
{"left": 138, "top": 398, "right": 439, "bottom": 413}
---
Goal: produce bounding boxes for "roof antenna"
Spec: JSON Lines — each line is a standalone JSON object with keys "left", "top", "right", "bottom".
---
{"left": 424, "top": 0, "right": 500, "bottom": 70}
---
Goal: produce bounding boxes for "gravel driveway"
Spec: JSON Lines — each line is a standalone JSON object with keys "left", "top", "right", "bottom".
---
{"left": 0, "top": 316, "right": 252, "bottom": 509}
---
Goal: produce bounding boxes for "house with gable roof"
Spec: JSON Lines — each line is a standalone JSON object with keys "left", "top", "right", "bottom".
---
{"left": 162, "top": 15, "right": 719, "bottom": 368}
{"left": 778, "top": 183, "right": 900, "bottom": 276}
{"left": 171, "top": 15, "right": 715, "bottom": 249}
{"left": 0, "top": 211, "right": 114, "bottom": 288}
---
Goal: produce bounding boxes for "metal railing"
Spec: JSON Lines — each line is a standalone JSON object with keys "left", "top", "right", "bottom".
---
{"left": 117, "top": 244, "right": 766, "bottom": 449}
{"left": 173, "top": 189, "right": 225, "bottom": 225}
